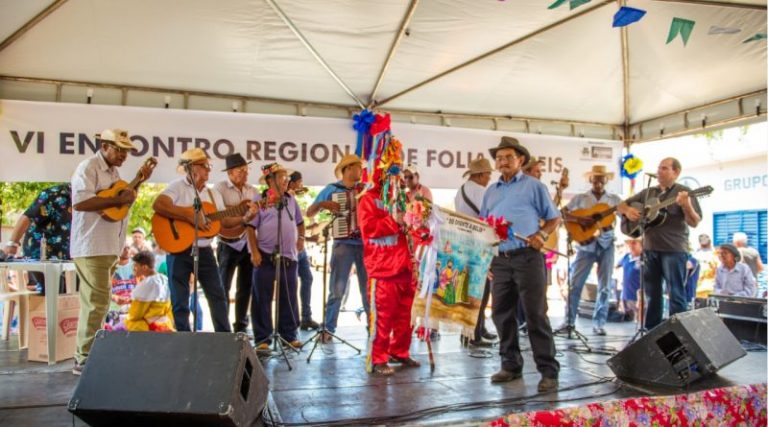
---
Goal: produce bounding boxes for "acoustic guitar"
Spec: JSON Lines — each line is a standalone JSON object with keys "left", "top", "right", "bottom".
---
{"left": 620, "top": 185, "right": 713, "bottom": 238}
{"left": 153, "top": 201, "right": 251, "bottom": 253}
{"left": 97, "top": 157, "right": 158, "bottom": 221}
{"left": 564, "top": 203, "right": 618, "bottom": 244}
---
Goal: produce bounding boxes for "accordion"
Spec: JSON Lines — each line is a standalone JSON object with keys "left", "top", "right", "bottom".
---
{"left": 331, "top": 190, "right": 360, "bottom": 239}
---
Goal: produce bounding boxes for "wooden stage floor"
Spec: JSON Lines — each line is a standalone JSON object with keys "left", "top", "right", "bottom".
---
{"left": 1, "top": 317, "right": 765, "bottom": 426}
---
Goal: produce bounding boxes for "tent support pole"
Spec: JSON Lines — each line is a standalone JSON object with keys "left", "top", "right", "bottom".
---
{"left": 264, "top": 0, "right": 365, "bottom": 109}
{"left": 0, "top": 0, "right": 70, "bottom": 54}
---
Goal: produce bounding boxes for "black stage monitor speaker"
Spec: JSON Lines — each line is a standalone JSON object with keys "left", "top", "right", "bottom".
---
{"left": 607, "top": 308, "right": 746, "bottom": 388}
{"left": 69, "top": 331, "right": 268, "bottom": 426}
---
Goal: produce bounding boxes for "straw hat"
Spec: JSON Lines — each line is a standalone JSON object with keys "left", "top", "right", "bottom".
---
{"left": 97, "top": 129, "right": 135, "bottom": 150}
{"left": 462, "top": 158, "right": 493, "bottom": 178}
{"left": 584, "top": 165, "right": 615, "bottom": 180}
{"left": 488, "top": 136, "right": 530, "bottom": 166}
{"left": 334, "top": 154, "right": 363, "bottom": 179}
{"left": 259, "top": 162, "right": 291, "bottom": 185}
{"left": 177, "top": 148, "right": 210, "bottom": 173}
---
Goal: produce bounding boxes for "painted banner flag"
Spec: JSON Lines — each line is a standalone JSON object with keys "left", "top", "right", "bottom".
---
{"left": 412, "top": 208, "right": 498, "bottom": 334}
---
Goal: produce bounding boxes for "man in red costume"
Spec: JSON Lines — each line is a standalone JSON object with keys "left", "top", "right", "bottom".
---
{"left": 358, "top": 169, "right": 421, "bottom": 376}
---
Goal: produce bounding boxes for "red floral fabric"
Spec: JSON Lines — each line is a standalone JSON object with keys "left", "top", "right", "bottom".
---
{"left": 483, "top": 383, "right": 766, "bottom": 427}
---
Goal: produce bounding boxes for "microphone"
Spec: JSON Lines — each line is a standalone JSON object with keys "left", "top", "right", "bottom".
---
{"left": 645, "top": 172, "right": 657, "bottom": 178}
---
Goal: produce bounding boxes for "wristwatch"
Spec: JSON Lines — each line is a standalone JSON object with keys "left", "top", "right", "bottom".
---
{"left": 536, "top": 230, "right": 549, "bottom": 240}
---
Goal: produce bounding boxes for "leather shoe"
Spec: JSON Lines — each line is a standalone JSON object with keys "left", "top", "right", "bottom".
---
{"left": 389, "top": 356, "right": 421, "bottom": 368}
{"left": 490, "top": 369, "right": 522, "bottom": 383}
{"left": 371, "top": 363, "right": 394, "bottom": 376}
{"left": 537, "top": 376, "right": 559, "bottom": 392}
{"left": 481, "top": 330, "right": 498, "bottom": 340}
{"left": 300, "top": 319, "right": 320, "bottom": 331}
{"left": 469, "top": 338, "right": 493, "bottom": 348}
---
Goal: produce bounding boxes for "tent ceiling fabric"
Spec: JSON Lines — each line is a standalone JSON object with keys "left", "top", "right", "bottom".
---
{"left": 0, "top": 0, "right": 765, "bottom": 129}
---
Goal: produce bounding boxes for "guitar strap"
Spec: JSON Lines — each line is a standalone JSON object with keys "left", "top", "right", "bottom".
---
{"left": 460, "top": 184, "right": 480, "bottom": 216}
{"left": 206, "top": 188, "right": 218, "bottom": 209}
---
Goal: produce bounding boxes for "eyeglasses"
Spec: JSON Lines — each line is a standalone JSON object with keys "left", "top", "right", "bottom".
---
{"left": 495, "top": 154, "right": 518, "bottom": 163}
{"left": 107, "top": 144, "right": 130, "bottom": 154}
{"left": 233, "top": 166, "right": 250, "bottom": 173}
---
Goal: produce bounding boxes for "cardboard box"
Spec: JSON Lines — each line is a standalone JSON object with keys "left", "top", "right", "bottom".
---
{"left": 27, "top": 294, "right": 80, "bottom": 363}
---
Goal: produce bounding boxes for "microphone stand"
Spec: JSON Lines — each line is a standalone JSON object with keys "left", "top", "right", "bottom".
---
{"left": 185, "top": 163, "right": 202, "bottom": 333}
{"left": 255, "top": 192, "right": 298, "bottom": 370}
{"left": 629, "top": 174, "right": 655, "bottom": 343}
{"left": 554, "top": 235, "right": 591, "bottom": 350}
{"left": 303, "top": 214, "right": 362, "bottom": 362}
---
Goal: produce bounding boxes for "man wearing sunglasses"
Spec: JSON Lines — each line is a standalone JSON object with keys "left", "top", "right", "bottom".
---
{"left": 70, "top": 129, "right": 154, "bottom": 375}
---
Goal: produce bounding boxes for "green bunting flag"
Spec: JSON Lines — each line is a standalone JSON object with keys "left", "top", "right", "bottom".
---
{"left": 547, "top": 0, "right": 567, "bottom": 9}
{"left": 667, "top": 18, "right": 695, "bottom": 46}
{"left": 548, "top": 0, "right": 590, "bottom": 10}
{"left": 569, "top": 0, "right": 591, "bottom": 10}
{"left": 743, "top": 33, "right": 767, "bottom": 43}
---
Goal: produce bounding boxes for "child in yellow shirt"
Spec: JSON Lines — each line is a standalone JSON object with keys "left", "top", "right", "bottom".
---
{"left": 126, "top": 251, "right": 175, "bottom": 332}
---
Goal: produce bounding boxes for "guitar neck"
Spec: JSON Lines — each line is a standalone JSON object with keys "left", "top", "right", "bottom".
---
{"left": 207, "top": 204, "right": 248, "bottom": 221}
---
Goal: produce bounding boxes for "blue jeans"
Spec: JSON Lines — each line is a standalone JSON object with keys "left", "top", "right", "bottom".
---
{"left": 167, "top": 247, "right": 231, "bottom": 332}
{"left": 251, "top": 251, "right": 299, "bottom": 343}
{"left": 567, "top": 245, "right": 615, "bottom": 328}
{"left": 324, "top": 242, "right": 368, "bottom": 332}
{"left": 297, "top": 250, "right": 314, "bottom": 321}
{"left": 644, "top": 251, "right": 688, "bottom": 329}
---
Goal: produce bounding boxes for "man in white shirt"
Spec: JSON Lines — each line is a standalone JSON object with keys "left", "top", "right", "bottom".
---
{"left": 153, "top": 148, "right": 256, "bottom": 332}
{"left": 214, "top": 153, "right": 258, "bottom": 333}
{"left": 454, "top": 157, "right": 496, "bottom": 346}
{"left": 70, "top": 129, "right": 154, "bottom": 375}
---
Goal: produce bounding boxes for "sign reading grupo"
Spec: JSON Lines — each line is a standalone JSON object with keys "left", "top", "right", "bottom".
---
{"left": 0, "top": 100, "right": 622, "bottom": 194}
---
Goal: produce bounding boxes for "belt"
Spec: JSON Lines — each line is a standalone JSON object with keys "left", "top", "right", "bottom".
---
{"left": 497, "top": 247, "right": 534, "bottom": 258}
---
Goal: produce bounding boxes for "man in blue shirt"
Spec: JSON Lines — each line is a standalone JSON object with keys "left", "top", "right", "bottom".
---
{"left": 306, "top": 154, "right": 368, "bottom": 342}
{"left": 480, "top": 136, "right": 561, "bottom": 392}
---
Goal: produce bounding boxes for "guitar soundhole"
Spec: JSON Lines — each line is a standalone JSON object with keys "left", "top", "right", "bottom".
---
{"left": 169, "top": 219, "right": 179, "bottom": 240}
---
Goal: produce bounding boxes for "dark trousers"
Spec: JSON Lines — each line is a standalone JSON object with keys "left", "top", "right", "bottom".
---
{"left": 167, "top": 247, "right": 231, "bottom": 332}
{"left": 298, "top": 250, "right": 313, "bottom": 321}
{"left": 644, "top": 250, "right": 688, "bottom": 330}
{"left": 251, "top": 251, "right": 299, "bottom": 343}
{"left": 217, "top": 243, "right": 254, "bottom": 332}
{"left": 474, "top": 279, "right": 491, "bottom": 339}
{"left": 491, "top": 249, "right": 559, "bottom": 378}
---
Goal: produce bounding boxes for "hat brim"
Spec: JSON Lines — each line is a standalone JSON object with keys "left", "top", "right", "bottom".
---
{"left": 488, "top": 145, "right": 530, "bottom": 167}
{"left": 462, "top": 167, "right": 493, "bottom": 178}
{"left": 222, "top": 160, "right": 252, "bottom": 172}
{"left": 585, "top": 171, "right": 615, "bottom": 180}
{"left": 259, "top": 167, "right": 292, "bottom": 185}
{"left": 334, "top": 159, "right": 363, "bottom": 179}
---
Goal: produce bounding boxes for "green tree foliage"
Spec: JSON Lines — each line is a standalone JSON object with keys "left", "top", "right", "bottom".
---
{"left": 0, "top": 182, "right": 62, "bottom": 225}
{"left": 130, "top": 183, "right": 166, "bottom": 239}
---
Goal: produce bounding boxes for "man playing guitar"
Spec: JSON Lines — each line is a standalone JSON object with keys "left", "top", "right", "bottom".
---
{"left": 70, "top": 129, "right": 154, "bottom": 375}
{"left": 558, "top": 165, "right": 623, "bottom": 336}
{"left": 618, "top": 157, "right": 702, "bottom": 330}
{"left": 152, "top": 148, "right": 256, "bottom": 332}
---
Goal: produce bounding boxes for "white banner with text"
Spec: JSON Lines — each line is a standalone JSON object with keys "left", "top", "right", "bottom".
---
{"left": 0, "top": 100, "right": 622, "bottom": 194}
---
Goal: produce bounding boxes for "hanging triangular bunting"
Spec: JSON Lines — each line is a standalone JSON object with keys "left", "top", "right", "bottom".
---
{"left": 547, "top": 0, "right": 567, "bottom": 9}
{"left": 570, "top": 0, "right": 591, "bottom": 10}
{"left": 667, "top": 18, "right": 695, "bottom": 46}
{"left": 613, "top": 6, "right": 646, "bottom": 28}
{"left": 708, "top": 26, "right": 741, "bottom": 35}
{"left": 743, "top": 33, "right": 767, "bottom": 43}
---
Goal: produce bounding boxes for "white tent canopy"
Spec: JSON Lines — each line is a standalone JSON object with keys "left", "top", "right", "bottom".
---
{"left": 1, "top": 0, "right": 765, "bottom": 142}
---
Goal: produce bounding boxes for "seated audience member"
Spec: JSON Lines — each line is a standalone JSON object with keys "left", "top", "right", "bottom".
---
{"left": 126, "top": 251, "right": 175, "bottom": 332}
{"left": 714, "top": 244, "right": 756, "bottom": 297}
{"left": 616, "top": 238, "right": 641, "bottom": 320}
